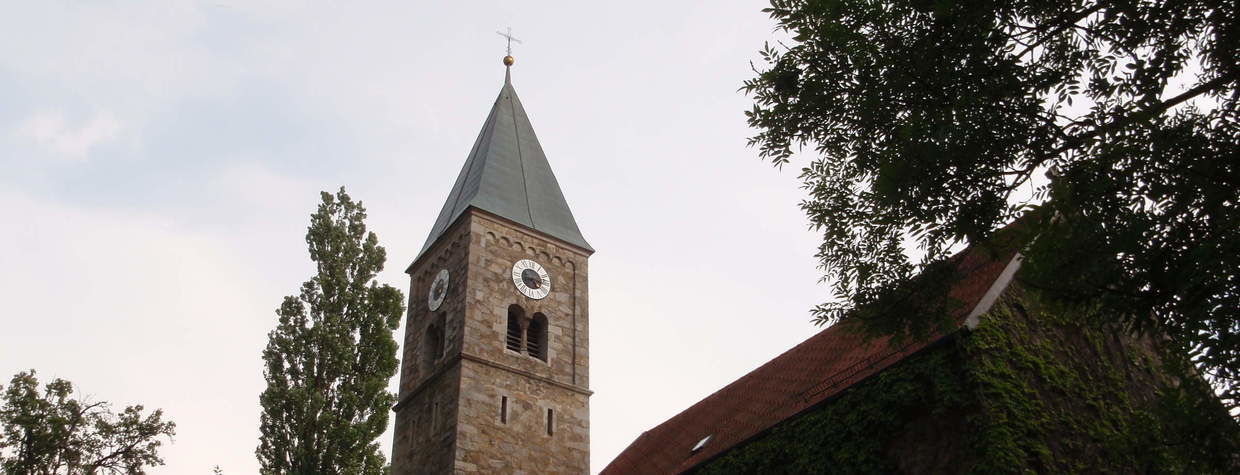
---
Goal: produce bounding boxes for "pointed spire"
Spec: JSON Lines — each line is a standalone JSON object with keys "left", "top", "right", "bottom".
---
{"left": 415, "top": 63, "right": 592, "bottom": 262}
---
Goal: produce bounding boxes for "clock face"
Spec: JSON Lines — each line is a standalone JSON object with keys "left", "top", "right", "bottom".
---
{"left": 427, "top": 269, "right": 449, "bottom": 311}
{"left": 511, "top": 259, "right": 551, "bottom": 300}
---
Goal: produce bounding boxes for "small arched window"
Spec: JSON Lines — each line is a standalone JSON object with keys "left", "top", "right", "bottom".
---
{"left": 424, "top": 313, "right": 445, "bottom": 369}
{"left": 506, "top": 305, "right": 524, "bottom": 352}
{"left": 527, "top": 313, "right": 548, "bottom": 361}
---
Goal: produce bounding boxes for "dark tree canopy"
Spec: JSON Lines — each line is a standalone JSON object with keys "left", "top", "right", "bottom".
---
{"left": 256, "top": 188, "right": 405, "bottom": 474}
{"left": 0, "top": 370, "right": 176, "bottom": 474}
{"left": 744, "top": 0, "right": 1237, "bottom": 406}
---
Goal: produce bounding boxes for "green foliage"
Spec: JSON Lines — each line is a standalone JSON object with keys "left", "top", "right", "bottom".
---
{"left": 256, "top": 187, "right": 406, "bottom": 475}
{"left": 694, "top": 290, "right": 1239, "bottom": 473}
{"left": 0, "top": 370, "right": 176, "bottom": 474}
{"left": 745, "top": 0, "right": 1239, "bottom": 407}
{"left": 694, "top": 345, "right": 974, "bottom": 475}
{"left": 962, "top": 292, "right": 1239, "bottom": 473}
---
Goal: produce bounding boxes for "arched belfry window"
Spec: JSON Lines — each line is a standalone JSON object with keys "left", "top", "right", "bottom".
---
{"left": 506, "top": 305, "right": 524, "bottom": 352}
{"left": 504, "top": 305, "right": 548, "bottom": 362}
{"left": 424, "top": 312, "right": 445, "bottom": 369}
{"left": 527, "top": 313, "right": 548, "bottom": 361}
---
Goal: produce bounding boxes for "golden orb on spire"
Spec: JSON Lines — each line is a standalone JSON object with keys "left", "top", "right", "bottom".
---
{"left": 503, "top": 55, "right": 515, "bottom": 66}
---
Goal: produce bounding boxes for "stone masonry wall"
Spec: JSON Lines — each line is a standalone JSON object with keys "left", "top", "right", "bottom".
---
{"left": 453, "top": 211, "right": 591, "bottom": 473}
{"left": 456, "top": 361, "right": 590, "bottom": 473}
{"left": 392, "top": 364, "right": 461, "bottom": 473}
{"left": 392, "top": 210, "right": 592, "bottom": 474}
{"left": 400, "top": 223, "right": 471, "bottom": 396}
{"left": 392, "top": 219, "right": 471, "bottom": 475}
{"left": 463, "top": 212, "right": 590, "bottom": 389}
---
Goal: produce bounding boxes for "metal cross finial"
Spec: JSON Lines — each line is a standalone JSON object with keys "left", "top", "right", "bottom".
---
{"left": 496, "top": 27, "right": 522, "bottom": 56}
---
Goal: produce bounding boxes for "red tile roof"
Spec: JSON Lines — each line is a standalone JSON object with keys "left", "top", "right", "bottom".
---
{"left": 601, "top": 242, "right": 1018, "bottom": 474}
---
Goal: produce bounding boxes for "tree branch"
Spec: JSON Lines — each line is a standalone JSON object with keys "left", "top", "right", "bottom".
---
{"left": 1037, "top": 72, "right": 1240, "bottom": 168}
{"left": 1012, "top": 3, "right": 1107, "bottom": 61}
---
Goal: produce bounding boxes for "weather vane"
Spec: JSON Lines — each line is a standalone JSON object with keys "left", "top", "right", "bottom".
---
{"left": 497, "top": 27, "right": 522, "bottom": 66}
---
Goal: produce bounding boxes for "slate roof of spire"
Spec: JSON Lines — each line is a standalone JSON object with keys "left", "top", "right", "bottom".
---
{"left": 416, "top": 68, "right": 591, "bottom": 261}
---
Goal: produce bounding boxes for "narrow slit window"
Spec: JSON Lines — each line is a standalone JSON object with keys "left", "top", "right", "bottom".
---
{"left": 431, "top": 401, "right": 439, "bottom": 432}
{"left": 500, "top": 396, "right": 508, "bottom": 424}
{"left": 409, "top": 411, "right": 417, "bottom": 441}
{"left": 546, "top": 408, "right": 554, "bottom": 436}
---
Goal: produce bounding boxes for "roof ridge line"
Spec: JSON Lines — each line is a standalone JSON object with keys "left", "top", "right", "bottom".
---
{"left": 505, "top": 84, "right": 536, "bottom": 227}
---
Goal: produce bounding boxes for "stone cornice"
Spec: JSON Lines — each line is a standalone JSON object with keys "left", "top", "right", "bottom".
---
{"left": 392, "top": 353, "right": 462, "bottom": 412}
{"left": 460, "top": 352, "right": 593, "bottom": 396}
{"left": 392, "top": 351, "right": 592, "bottom": 412}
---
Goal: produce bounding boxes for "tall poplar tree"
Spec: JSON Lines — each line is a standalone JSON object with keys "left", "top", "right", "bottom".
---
{"left": 257, "top": 188, "right": 405, "bottom": 474}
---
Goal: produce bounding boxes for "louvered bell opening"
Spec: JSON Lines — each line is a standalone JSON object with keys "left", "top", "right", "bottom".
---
{"left": 527, "top": 313, "right": 548, "bottom": 361}
{"left": 506, "top": 316, "right": 522, "bottom": 352}
{"left": 526, "top": 336, "right": 542, "bottom": 358}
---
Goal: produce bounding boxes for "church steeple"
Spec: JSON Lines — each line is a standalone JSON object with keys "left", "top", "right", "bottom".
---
{"left": 417, "top": 62, "right": 592, "bottom": 262}
{"left": 393, "top": 51, "right": 594, "bottom": 474}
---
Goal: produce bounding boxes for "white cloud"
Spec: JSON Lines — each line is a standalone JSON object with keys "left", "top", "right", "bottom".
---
{"left": 0, "top": 2, "right": 832, "bottom": 473}
{"left": 0, "top": 190, "right": 279, "bottom": 474}
{"left": 15, "top": 111, "right": 123, "bottom": 160}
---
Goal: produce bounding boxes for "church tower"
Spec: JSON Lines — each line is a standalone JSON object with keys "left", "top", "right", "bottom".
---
{"left": 391, "top": 54, "right": 593, "bottom": 474}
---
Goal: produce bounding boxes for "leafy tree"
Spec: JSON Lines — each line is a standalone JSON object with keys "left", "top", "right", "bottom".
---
{"left": 0, "top": 370, "right": 176, "bottom": 474}
{"left": 257, "top": 187, "right": 405, "bottom": 474}
{"left": 744, "top": 0, "right": 1237, "bottom": 407}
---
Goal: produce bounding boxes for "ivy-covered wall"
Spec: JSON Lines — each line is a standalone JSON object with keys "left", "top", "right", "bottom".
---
{"left": 693, "top": 287, "right": 1238, "bottom": 474}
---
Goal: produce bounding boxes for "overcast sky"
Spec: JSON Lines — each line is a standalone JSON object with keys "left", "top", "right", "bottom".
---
{"left": 0, "top": 1, "right": 827, "bottom": 472}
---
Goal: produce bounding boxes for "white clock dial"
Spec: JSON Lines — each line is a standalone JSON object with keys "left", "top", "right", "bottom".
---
{"left": 511, "top": 259, "right": 551, "bottom": 300}
{"left": 427, "top": 269, "right": 449, "bottom": 311}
